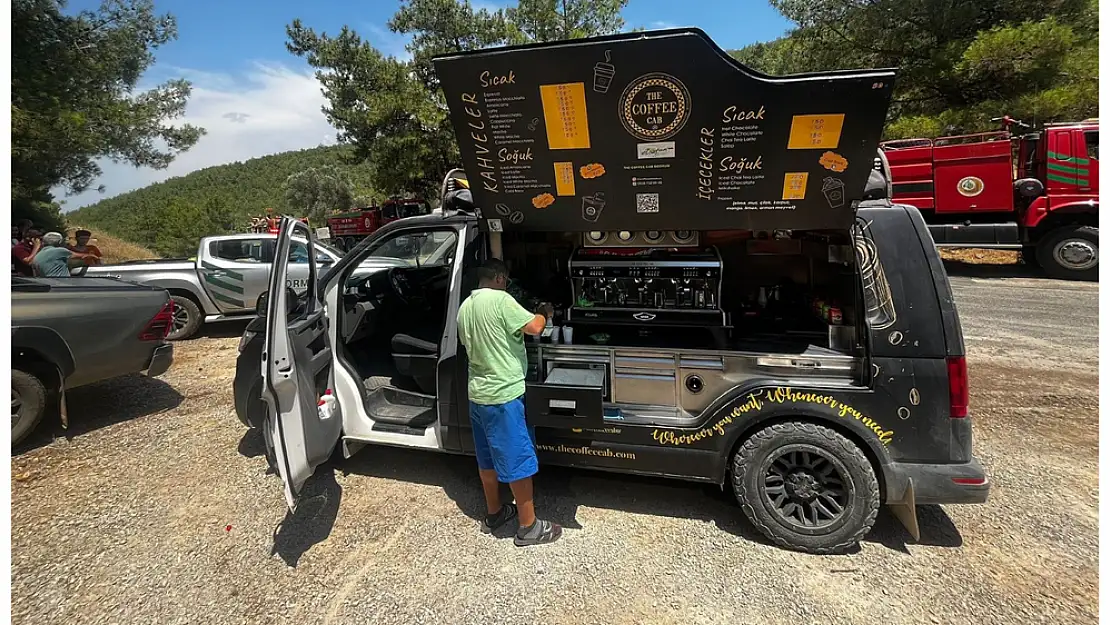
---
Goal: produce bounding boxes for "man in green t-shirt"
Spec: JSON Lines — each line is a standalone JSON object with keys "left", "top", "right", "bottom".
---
{"left": 457, "top": 259, "right": 562, "bottom": 546}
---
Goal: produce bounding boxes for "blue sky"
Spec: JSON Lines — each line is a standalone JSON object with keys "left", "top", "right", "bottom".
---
{"left": 64, "top": 0, "right": 793, "bottom": 210}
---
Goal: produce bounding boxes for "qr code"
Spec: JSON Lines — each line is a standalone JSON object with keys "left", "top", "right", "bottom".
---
{"left": 636, "top": 193, "right": 660, "bottom": 213}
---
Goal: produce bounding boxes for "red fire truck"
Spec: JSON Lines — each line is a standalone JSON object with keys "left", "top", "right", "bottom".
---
{"left": 882, "top": 117, "right": 1099, "bottom": 280}
{"left": 325, "top": 197, "right": 433, "bottom": 251}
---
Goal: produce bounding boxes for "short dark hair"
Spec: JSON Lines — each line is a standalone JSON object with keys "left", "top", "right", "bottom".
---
{"left": 476, "top": 258, "right": 509, "bottom": 283}
{"left": 75, "top": 229, "right": 92, "bottom": 237}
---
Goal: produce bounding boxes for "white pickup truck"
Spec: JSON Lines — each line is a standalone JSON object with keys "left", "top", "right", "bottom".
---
{"left": 87, "top": 231, "right": 456, "bottom": 339}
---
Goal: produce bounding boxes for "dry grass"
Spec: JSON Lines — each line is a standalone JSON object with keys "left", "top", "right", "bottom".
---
{"left": 939, "top": 248, "right": 1021, "bottom": 265}
{"left": 69, "top": 225, "right": 158, "bottom": 264}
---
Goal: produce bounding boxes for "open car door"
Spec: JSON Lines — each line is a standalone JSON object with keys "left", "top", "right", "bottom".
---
{"left": 261, "top": 217, "right": 341, "bottom": 511}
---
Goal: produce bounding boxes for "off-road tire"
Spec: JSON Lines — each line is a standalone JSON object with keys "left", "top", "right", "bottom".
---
{"left": 732, "top": 422, "right": 880, "bottom": 554}
{"left": 167, "top": 295, "right": 203, "bottom": 341}
{"left": 12, "top": 369, "right": 47, "bottom": 447}
{"left": 1036, "top": 225, "right": 1098, "bottom": 281}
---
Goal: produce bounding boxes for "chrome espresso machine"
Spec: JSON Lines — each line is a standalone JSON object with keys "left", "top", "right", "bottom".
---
{"left": 567, "top": 230, "right": 727, "bottom": 330}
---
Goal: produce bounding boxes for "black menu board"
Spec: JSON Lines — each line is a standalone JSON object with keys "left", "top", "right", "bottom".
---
{"left": 433, "top": 28, "right": 896, "bottom": 233}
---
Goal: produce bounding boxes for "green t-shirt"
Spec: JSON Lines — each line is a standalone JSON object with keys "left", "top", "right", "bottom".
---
{"left": 33, "top": 247, "right": 73, "bottom": 277}
{"left": 457, "top": 288, "right": 537, "bottom": 405}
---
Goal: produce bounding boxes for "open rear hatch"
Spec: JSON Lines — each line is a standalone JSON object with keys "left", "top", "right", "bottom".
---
{"left": 433, "top": 28, "right": 896, "bottom": 234}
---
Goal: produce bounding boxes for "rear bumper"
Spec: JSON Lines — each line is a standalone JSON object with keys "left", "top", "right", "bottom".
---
{"left": 887, "top": 457, "right": 990, "bottom": 505}
{"left": 145, "top": 344, "right": 174, "bottom": 378}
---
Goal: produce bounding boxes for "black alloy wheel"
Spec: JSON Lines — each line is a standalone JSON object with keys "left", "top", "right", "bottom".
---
{"left": 762, "top": 445, "right": 850, "bottom": 531}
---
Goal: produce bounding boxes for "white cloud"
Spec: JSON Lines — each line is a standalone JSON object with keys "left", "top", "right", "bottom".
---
{"left": 61, "top": 62, "right": 337, "bottom": 211}
{"left": 650, "top": 20, "right": 680, "bottom": 29}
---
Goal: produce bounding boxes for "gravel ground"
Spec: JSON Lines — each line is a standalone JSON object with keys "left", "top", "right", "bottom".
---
{"left": 11, "top": 273, "right": 1099, "bottom": 625}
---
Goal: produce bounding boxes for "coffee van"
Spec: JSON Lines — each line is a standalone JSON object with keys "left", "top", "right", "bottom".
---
{"left": 239, "top": 28, "right": 988, "bottom": 554}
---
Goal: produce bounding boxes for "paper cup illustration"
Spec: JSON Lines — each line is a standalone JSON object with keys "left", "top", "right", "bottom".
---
{"left": 822, "top": 177, "right": 845, "bottom": 209}
{"left": 582, "top": 193, "right": 606, "bottom": 222}
{"left": 593, "top": 50, "right": 615, "bottom": 93}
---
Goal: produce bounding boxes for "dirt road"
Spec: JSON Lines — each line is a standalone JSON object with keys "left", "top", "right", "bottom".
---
{"left": 11, "top": 275, "right": 1099, "bottom": 625}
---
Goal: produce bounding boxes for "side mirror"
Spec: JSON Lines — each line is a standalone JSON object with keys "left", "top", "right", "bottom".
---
{"left": 255, "top": 287, "right": 299, "bottom": 317}
{"left": 318, "top": 255, "right": 334, "bottom": 266}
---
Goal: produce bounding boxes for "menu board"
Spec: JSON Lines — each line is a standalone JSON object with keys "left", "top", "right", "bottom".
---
{"left": 433, "top": 28, "right": 896, "bottom": 233}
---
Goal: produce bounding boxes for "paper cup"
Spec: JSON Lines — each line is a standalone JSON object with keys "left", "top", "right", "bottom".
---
{"left": 562, "top": 326, "right": 574, "bottom": 344}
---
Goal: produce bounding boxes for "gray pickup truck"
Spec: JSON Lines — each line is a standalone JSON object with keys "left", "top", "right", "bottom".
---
{"left": 12, "top": 276, "right": 175, "bottom": 445}
{"left": 86, "top": 232, "right": 457, "bottom": 340}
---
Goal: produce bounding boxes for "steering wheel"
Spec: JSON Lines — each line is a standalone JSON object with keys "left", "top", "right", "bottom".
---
{"left": 387, "top": 267, "right": 413, "bottom": 305}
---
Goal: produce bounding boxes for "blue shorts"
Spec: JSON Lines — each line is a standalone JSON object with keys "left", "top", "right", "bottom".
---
{"left": 469, "top": 396, "right": 538, "bottom": 483}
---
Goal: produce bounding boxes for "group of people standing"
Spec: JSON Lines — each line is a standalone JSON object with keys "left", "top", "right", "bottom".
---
{"left": 11, "top": 221, "right": 102, "bottom": 277}
{"left": 247, "top": 209, "right": 310, "bottom": 234}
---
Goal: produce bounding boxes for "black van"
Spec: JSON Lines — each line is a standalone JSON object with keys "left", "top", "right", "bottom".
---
{"left": 236, "top": 29, "right": 988, "bottom": 554}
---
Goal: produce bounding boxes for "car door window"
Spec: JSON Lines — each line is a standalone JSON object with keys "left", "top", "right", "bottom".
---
{"left": 1085, "top": 131, "right": 1098, "bottom": 160}
{"left": 289, "top": 241, "right": 312, "bottom": 264}
{"left": 367, "top": 230, "right": 458, "bottom": 267}
{"left": 211, "top": 239, "right": 271, "bottom": 263}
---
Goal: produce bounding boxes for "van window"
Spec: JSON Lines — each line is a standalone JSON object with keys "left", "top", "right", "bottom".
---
{"left": 1085, "top": 131, "right": 1098, "bottom": 160}
{"left": 211, "top": 239, "right": 271, "bottom": 263}
{"left": 853, "top": 220, "right": 897, "bottom": 331}
{"left": 367, "top": 230, "right": 458, "bottom": 267}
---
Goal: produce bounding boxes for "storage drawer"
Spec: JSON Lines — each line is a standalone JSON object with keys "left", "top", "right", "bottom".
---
{"left": 525, "top": 379, "right": 604, "bottom": 430}
{"left": 613, "top": 368, "right": 677, "bottom": 407}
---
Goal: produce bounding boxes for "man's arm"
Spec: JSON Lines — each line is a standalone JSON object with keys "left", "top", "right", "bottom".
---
{"left": 504, "top": 295, "right": 551, "bottom": 336}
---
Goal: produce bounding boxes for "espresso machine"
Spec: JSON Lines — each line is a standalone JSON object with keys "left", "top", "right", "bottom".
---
{"left": 566, "top": 232, "right": 726, "bottom": 328}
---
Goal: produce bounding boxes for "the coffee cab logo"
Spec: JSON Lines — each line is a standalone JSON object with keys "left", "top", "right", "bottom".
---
{"left": 619, "top": 72, "right": 691, "bottom": 141}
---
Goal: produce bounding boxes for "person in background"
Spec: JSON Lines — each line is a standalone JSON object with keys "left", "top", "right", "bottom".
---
{"left": 456, "top": 258, "right": 562, "bottom": 547}
{"left": 31, "top": 232, "right": 98, "bottom": 277}
{"left": 68, "top": 229, "right": 102, "bottom": 264}
{"left": 12, "top": 219, "right": 32, "bottom": 247}
{"left": 12, "top": 227, "right": 41, "bottom": 276}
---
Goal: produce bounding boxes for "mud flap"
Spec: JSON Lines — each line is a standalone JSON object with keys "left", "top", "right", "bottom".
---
{"left": 887, "top": 478, "right": 920, "bottom": 541}
{"left": 58, "top": 379, "right": 69, "bottom": 430}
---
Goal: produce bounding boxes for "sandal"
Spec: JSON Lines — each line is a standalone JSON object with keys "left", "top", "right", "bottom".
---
{"left": 481, "top": 503, "right": 518, "bottom": 534}
{"left": 514, "top": 518, "right": 563, "bottom": 546}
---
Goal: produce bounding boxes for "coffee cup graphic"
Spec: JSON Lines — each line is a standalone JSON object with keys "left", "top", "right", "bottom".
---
{"left": 593, "top": 50, "right": 615, "bottom": 93}
{"left": 822, "top": 177, "right": 845, "bottom": 209}
{"left": 582, "top": 193, "right": 606, "bottom": 222}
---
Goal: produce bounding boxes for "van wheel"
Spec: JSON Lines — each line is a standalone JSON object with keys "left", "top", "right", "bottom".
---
{"left": 12, "top": 370, "right": 47, "bottom": 447}
{"left": 1037, "top": 225, "right": 1098, "bottom": 281}
{"left": 168, "top": 295, "right": 202, "bottom": 340}
{"left": 732, "top": 422, "right": 880, "bottom": 554}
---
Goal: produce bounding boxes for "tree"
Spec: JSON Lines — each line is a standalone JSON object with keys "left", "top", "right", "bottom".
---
{"left": 730, "top": 0, "right": 1097, "bottom": 138}
{"left": 286, "top": 0, "right": 628, "bottom": 197}
{"left": 282, "top": 166, "right": 355, "bottom": 222}
{"left": 504, "top": 0, "right": 627, "bottom": 43}
{"left": 152, "top": 198, "right": 234, "bottom": 257}
{"left": 11, "top": 0, "right": 204, "bottom": 226}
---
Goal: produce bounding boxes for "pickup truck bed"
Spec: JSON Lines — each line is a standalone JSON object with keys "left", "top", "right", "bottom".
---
{"left": 12, "top": 277, "right": 175, "bottom": 445}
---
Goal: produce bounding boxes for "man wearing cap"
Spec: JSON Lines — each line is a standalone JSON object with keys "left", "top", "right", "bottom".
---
{"left": 32, "top": 232, "right": 99, "bottom": 277}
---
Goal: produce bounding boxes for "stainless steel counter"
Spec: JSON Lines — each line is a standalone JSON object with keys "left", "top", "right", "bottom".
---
{"left": 526, "top": 341, "right": 861, "bottom": 426}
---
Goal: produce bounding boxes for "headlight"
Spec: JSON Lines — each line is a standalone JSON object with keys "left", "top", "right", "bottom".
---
{"left": 238, "top": 330, "right": 256, "bottom": 353}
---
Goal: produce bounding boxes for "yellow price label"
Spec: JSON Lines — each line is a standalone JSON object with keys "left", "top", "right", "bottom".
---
{"left": 787, "top": 114, "right": 845, "bottom": 149}
{"left": 782, "top": 172, "right": 809, "bottom": 200}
